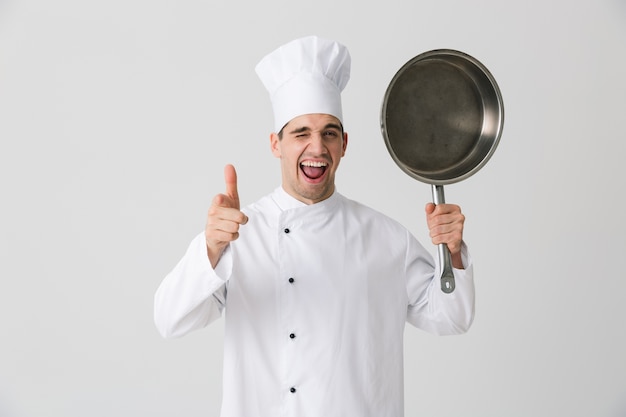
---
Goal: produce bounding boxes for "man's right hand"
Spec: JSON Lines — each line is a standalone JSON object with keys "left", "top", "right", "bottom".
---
{"left": 205, "top": 164, "right": 249, "bottom": 268}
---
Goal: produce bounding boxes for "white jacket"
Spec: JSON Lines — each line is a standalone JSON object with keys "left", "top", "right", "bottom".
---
{"left": 154, "top": 187, "right": 475, "bottom": 417}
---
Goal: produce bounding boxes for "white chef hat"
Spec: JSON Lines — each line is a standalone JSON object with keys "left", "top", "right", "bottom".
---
{"left": 255, "top": 35, "right": 351, "bottom": 132}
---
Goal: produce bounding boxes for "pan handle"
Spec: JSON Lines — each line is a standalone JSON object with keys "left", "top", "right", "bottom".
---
{"left": 431, "top": 185, "right": 456, "bottom": 294}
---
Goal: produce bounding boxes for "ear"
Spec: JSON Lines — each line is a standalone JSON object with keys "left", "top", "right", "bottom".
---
{"left": 270, "top": 133, "right": 281, "bottom": 158}
{"left": 341, "top": 131, "right": 348, "bottom": 157}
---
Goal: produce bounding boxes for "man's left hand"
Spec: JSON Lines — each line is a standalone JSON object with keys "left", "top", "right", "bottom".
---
{"left": 425, "top": 202, "right": 465, "bottom": 269}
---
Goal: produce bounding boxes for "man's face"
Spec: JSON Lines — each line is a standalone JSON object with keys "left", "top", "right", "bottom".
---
{"left": 270, "top": 113, "right": 348, "bottom": 205}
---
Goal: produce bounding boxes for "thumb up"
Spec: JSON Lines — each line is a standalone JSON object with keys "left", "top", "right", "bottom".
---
{"left": 205, "top": 164, "right": 249, "bottom": 267}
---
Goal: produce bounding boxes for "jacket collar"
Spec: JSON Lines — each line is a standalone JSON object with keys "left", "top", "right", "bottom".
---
{"left": 271, "top": 186, "right": 341, "bottom": 213}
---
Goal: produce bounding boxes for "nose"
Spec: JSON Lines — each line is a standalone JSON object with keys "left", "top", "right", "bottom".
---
{"left": 307, "top": 132, "right": 326, "bottom": 154}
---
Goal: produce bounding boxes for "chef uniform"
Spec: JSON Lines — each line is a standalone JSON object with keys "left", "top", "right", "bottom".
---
{"left": 154, "top": 36, "right": 475, "bottom": 417}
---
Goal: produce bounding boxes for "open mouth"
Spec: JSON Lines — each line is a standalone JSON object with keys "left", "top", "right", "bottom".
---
{"left": 300, "top": 160, "right": 328, "bottom": 180}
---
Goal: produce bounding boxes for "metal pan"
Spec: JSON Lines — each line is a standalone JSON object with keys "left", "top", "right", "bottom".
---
{"left": 381, "top": 49, "right": 504, "bottom": 293}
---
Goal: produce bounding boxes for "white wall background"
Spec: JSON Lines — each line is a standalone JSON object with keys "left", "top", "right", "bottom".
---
{"left": 1, "top": 0, "right": 625, "bottom": 416}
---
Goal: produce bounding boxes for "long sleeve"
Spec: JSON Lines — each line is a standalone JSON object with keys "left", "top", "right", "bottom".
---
{"left": 405, "top": 234, "right": 475, "bottom": 336}
{"left": 154, "top": 232, "right": 232, "bottom": 339}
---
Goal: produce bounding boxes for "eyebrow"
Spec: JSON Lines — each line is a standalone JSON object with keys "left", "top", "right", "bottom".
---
{"left": 288, "top": 123, "right": 343, "bottom": 135}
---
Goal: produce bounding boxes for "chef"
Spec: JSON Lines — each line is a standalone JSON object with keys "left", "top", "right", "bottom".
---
{"left": 154, "top": 35, "right": 475, "bottom": 417}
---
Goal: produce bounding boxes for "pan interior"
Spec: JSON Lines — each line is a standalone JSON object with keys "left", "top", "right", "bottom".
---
{"left": 382, "top": 53, "right": 502, "bottom": 184}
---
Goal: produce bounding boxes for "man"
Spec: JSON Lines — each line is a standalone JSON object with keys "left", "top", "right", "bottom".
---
{"left": 154, "top": 36, "right": 474, "bottom": 417}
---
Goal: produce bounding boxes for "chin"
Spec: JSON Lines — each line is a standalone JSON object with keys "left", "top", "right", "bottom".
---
{"left": 299, "top": 184, "right": 334, "bottom": 203}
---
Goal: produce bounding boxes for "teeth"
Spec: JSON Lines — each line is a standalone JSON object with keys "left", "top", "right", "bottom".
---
{"left": 301, "top": 161, "right": 328, "bottom": 167}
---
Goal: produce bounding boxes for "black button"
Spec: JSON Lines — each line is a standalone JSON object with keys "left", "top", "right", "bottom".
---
{"left": 290, "top": 387, "right": 296, "bottom": 393}
{"left": 288, "top": 277, "right": 295, "bottom": 283}
{"left": 289, "top": 333, "right": 295, "bottom": 339}
{"left": 284, "top": 228, "right": 290, "bottom": 234}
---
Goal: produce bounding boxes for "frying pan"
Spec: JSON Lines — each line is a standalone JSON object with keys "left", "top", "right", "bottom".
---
{"left": 381, "top": 49, "right": 504, "bottom": 293}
